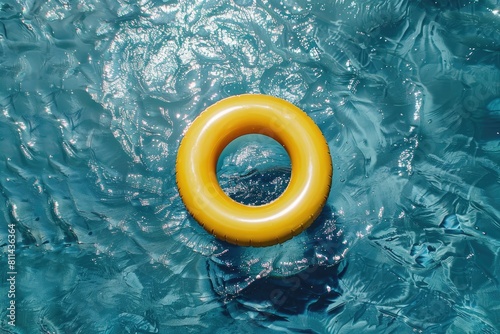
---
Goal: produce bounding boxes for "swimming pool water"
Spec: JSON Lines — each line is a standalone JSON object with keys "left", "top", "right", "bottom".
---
{"left": 0, "top": 0, "right": 499, "bottom": 332}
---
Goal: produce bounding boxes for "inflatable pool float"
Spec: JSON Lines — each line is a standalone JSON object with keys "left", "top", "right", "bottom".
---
{"left": 176, "top": 94, "right": 332, "bottom": 246}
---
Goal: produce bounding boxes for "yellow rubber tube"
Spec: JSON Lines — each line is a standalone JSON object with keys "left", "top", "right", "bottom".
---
{"left": 176, "top": 94, "right": 332, "bottom": 247}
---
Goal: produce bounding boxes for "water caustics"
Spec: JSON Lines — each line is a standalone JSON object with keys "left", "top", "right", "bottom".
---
{"left": 0, "top": 0, "right": 499, "bottom": 333}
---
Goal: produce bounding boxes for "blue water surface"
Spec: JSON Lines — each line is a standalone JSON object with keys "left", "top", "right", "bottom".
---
{"left": 0, "top": 0, "right": 499, "bottom": 333}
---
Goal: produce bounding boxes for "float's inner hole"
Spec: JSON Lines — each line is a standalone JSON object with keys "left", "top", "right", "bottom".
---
{"left": 216, "top": 134, "right": 291, "bottom": 206}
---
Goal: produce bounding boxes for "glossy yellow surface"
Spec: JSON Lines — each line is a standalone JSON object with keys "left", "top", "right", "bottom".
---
{"left": 176, "top": 94, "right": 332, "bottom": 247}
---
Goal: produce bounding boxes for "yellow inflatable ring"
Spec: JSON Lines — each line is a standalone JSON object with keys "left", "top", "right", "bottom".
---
{"left": 176, "top": 94, "right": 332, "bottom": 247}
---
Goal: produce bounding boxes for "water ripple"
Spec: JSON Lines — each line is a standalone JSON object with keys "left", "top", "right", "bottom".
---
{"left": 0, "top": 0, "right": 499, "bottom": 332}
